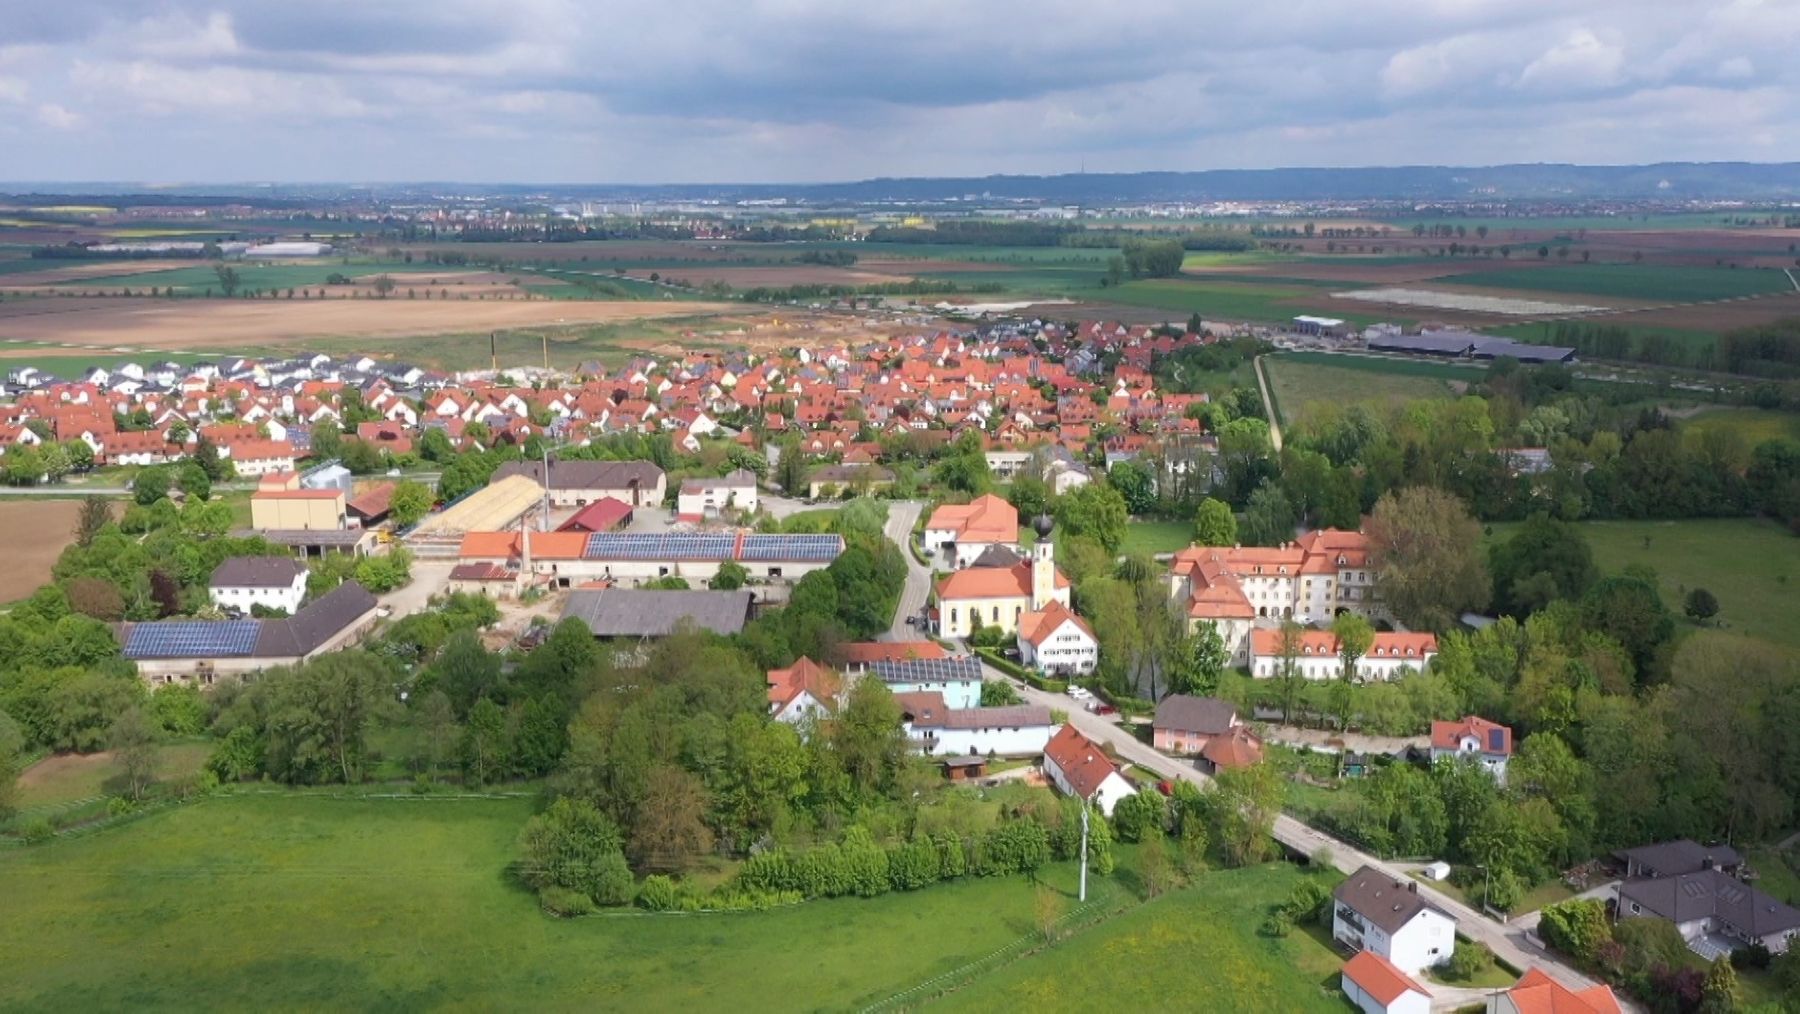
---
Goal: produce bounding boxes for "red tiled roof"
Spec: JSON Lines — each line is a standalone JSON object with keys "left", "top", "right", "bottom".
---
{"left": 1500, "top": 969, "right": 1621, "bottom": 1014}
{"left": 1017, "top": 600, "right": 1095, "bottom": 647}
{"left": 1430, "top": 715, "right": 1513, "bottom": 756}
{"left": 557, "top": 496, "right": 633, "bottom": 533}
{"left": 1342, "top": 950, "right": 1429, "bottom": 1007}
{"left": 1043, "top": 725, "right": 1119, "bottom": 802}
{"left": 767, "top": 656, "right": 842, "bottom": 712}
{"left": 832, "top": 641, "right": 948, "bottom": 665}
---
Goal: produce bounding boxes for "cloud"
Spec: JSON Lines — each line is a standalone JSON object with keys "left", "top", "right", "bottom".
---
{"left": 0, "top": 0, "right": 1796, "bottom": 181}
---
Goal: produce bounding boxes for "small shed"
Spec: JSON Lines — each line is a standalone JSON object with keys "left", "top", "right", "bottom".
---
{"left": 1421, "top": 861, "right": 1452, "bottom": 882}
{"left": 940, "top": 755, "right": 988, "bottom": 782}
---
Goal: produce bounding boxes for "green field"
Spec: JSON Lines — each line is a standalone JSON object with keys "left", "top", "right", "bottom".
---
{"left": 939, "top": 864, "right": 1344, "bottom": 1013}
{"left": 1263, "top": 354, "right": 1455, "bottom": 428}
{"left": 42, "top": 261, "right": 460, "bottom": 294}
{"left": 1682, "top": 407, "right": 1800, "bottom": 447}
{"left": 0, "top": 793, "right": 1135, "bottom": 1010}
{"left": 1484, "top": 517, "right": 1800, "bottom": 648}
{"left": 1121, "top": 520, "right": 1195, "bottom": 557}
{"left": 1101, "top": 278, "right": 1381, "bottom": 325}
{"left": 1445, "top": 264, "right": 1792, "bottom": 303}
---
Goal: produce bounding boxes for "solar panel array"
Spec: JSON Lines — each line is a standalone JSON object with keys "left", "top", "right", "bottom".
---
{"left": 870, "top": 656, "right": 984, "bottom": 683}
{"left": 584, "top": 533, "right": 734, "bottom": 560}
{"left": 1488, "top": 727, "right": 1506, "bottom": 753}
{"left": 124, "top": 620, "right": 261, "bottom": 659}
{"left": 740, "top": 534, "right": 843, "bottom": 562}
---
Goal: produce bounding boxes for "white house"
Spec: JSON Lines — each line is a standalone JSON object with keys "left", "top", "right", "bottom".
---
{"left": 1015, "top": 600, "right": 1098, "bottom": 676}
{"left": 208, "top": 556, "right": 308, "bottom": 615}
{"left": 676, "top": 468, "right": 758, "bottom": 520}
{"left": 1042, "top": 724, "right": 1136, "bottom": 817}
{"left": 866, "top": 656, "right": 983, "bottom": 710}
{"left": 897, "top": 692, "right": 1056, "bottom": 756}
{"left": 1332, "top": 866, "right": 1457, "bottom": 976}
{"left": 1248, "top": 630, "right": 1438, "bottom": 681}
{"left": 1429, "top": 716, "right": 1513, "bottom": 785}
{"left": 1341, "top": 950, "right": 1432, "bottom": 1014}
{"left": 766, "top": 657, "right": 841, "bottom": 725}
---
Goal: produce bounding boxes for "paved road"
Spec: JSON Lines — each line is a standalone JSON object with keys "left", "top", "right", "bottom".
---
{"left": 983, "top": 660, "right": 1617, "bottom": 1002}
{"left": 378, "top": 559, "right": 455, "bottom": 619}
{"left": 881, "top": 499, "right": 929, "bottom": 641}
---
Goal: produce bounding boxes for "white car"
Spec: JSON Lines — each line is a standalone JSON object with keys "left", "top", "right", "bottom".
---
{"left": 1066, "top": 686, "right": 1093, "bottom": 701}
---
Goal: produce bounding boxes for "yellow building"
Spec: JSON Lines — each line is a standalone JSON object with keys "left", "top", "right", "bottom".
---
{"left": 251, "top": 489, "right": 346, "bottom": 531}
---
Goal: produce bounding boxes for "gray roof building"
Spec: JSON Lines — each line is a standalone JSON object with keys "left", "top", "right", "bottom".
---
{"left": 1153, "top": 694, "right": 1240, "bottom": 736}
{"left": 1619, "top": 869, "right": 1800, "bottom": 942}
{"left": 1333, "top": 865, "right": 1454, "bottom": 935}
{"left": 209, "top": 556, "right": 307, "bottom": 589}
{"left": 1618, "top": 840, "right": 1744, "bottom": 879}
{"left": 492, "top": 459, "right": 665, "bottom": 491}
{"left": 560, "top": 588, "right": 754, "bottom": 637}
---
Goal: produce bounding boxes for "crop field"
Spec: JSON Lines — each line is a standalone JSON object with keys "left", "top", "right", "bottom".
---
{"left": 1263, "top": 354, "right": 1454, "bottom": 427}
{"left": 0, "top": 793, "right": 1158, "bottom": 1012}
{"left": 1442, "top": 264, "right": 1793, "bottom": 303}
{"left": 1483, "top": 517, "right": 1800, "bottom": 648}
{"left": 1681, "top": 407, "right": 1800, "bottom": 447}
{"left": 0, "top": 499, "right": 108, "bottom": 603}
{"left": 938, "top": 864, "right": 1344, "bottom": 1013}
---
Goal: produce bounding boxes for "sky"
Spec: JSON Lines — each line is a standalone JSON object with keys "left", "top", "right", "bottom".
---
{"left": 1, "top": 0, "right": 1797, "bottom": 184}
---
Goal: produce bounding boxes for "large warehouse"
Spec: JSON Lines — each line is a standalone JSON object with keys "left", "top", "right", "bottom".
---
{"left": 1366, "top": 327, "right": 1576, "bottom": 363}
{"left": 456, "top": 530, "right": 845, "bottom": 588}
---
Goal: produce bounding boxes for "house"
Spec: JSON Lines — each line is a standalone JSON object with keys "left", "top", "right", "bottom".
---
{"left": 767, "top": 657, "right": 842, "bottom": 725}
{"left": 224, "top": 438, "right": 298, "bottom": 477}
{"left": 1341, "top": 950, "right": 1431, "bottom": 1014}
{"left": 121, "top": 581, "right": 380, "bottom": 684}
{"left": 923, "top": 493, "right": 1020, "bottom": 569}
{"left": 208, "top": 556, "right": 308, "bottom": 615}
{"left": 1014, "top": 599, "right": 1098, "bottom": 676}
{"left": 867, "top": 655, "right": 984, "bottom": 710}
{"left": 1487, "top": 968, "right": 1621, "bottom": 1014}
{"left": 676, "top": 468, "right": 758, "bottom": 520}
{"left": 807, "top": 463, "right": 895, "bottom": 499}
{"left": 897, "top": 692, "right": 1056, "bottom": 756}
{"left": 1428, "top": 716, "right": 1513, "bottom": 784}
{"left": 490, "top": 459, "right": 667, "bottom": 508}
{"left": 1331, "top": 865, "right": 1457, "bottom": 976}
{"left": 832, "top": 640, "right": 948, "bottom": 673}
{"left": 457, "top": 530, "right": 842, "bottom": 588}
{"left": 557, "top": 496, "right": 634, "bottom": 533}
{"left": 1151, "top": 695, "right": 1264, "bottom": 771}
{"left": 1248, "top": 630, "right": 1438, "bottom": 681}
{"left": 935, "top": 540, "right": 1070, "bottom": 639}
{"left": 1616, "top": 868, "right": 1800, "bottom": 956}
{"left": 1167, "top": 528, "right": 1388, "bottom": 663}
{"left": 447, "top": 562, "right": 522, "bottom": 598}
{"left": 1041, "top": 725, "right": 1136, "bottom": 816}
{"left": 559, "top": 588, "right": 754, "bottom": 638}
{"left": 1616, "top": 839, "right": 1743, "bottom": 880}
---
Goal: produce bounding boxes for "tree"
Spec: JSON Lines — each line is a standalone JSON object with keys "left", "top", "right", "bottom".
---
{"left": 710, "top": 559, "right": 749, "bottom": 591}
{"left": 388, "top": 480, "right": 433, "bottom": 528}
{"left": 133, "top": 466, "right": 172, "bottom": 505}
{"left": 1684, "top": 587, "right": 1720, "bottom": 625}
{"left": 1193, "top": 497, "right": 1237, "bottom": 547}
{"left": 1366, "top": 486, "right": 1489, "bottom": 632}
{"left": 108, "top": 705, "right": 160, "bottom": 800}
{"left": 0, "top": 711, "right": 23, "bottom": 819}
{"left": 1332, "top": 613, "right": 1374, "bottom": 683}
{"left": 1210, "top": 761, "right": 1283, "bottom": 867}
{"left": 263, "top": 652, "right": 385, "bottom": 784}
{"left": 1580, "top": 575, "right": 1673, "bottom": 679}
{"left": 831, "top": 678, "right": 905, "bottom": 801}
{"left": 1239, "top": 484, "right": 1295, "bottom": 546}
{"left": 629, "top": 764, "right": 714, "bottom": 872}
{"left": 1488, "top": 513, "right": 1597, "bottom": 616}
{"left": 1034, "top": 884, "right": 1066, "bottom": 942}
{"left": 214, "top": 264, "right": 241, "bottom": 296}
{"left": 516, "top": 796, "right": 634, "bottom": 906}
{"left": 461, "top": 697, "right": 510, "bottom": 786}
{"left": 1055, "top": 482, "right": 1129, "bottom": 553}
{"left": 1168, "top": 620, "right": 1229, "bottom": 698}
{"left": 1106, "top": 460, "right": 1156, "bottom": 514}
{"left": 311, "top": 420, "right": 343, "bottom": 461}
{"left": 339, "top": 438, "right": 384, "bottom": 475}
{"left": 372, "top": 274, "right": 396, "bottom": 298}
{"left": 419, "top": 427, "right": 455, "bottom": 464}
{"left": 1700, "top": 956, "right": 1741, "bottom": 1014}
{"left": 73, "top": 495, "right": 113, "bottom": 547}
{"left": 1274, "top": 620, "right": 1305, "bottom": 723}
{"left": 980, "top": 680, "right": 1022, "bottom": 707}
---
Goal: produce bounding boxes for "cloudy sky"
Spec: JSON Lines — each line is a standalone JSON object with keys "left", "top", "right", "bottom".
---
{"left": 1, "top": 0, "right": 1797, "bottom": 183}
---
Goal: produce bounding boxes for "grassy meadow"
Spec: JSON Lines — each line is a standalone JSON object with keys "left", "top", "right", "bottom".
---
{"left": 1121, "top": 520, "right": 1196, "bottom": 557}
{"left": 1263, "top": 354, "right": 1455, "bottom": 428}
{"left": 1445, "top": 263, "right": 1793, "bottom": 303}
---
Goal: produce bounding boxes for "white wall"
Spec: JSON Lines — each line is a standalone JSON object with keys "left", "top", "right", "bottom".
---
{"left": 1019, "top": 621, "right": 1097, "bottom": 674}
{"left": 209, "top": 577, "right": 306, "bottom": 615}
{"left": 1343, "top": 974, "right": 1429, "bottom": 1014}
{"left": 883, "top": 677, "right": 981, "bottom": 710}
{"left": 911, "top": 723, "right": 1054, "bottom": 757}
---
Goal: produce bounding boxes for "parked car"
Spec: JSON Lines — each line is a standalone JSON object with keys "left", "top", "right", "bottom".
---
{"left": 1093, "top": 703, "right": 1118, "bottom": 717}
{"left": 1066, "top": 686, "right": 1093, "bottom": 701}
{"left": 904, "top": 615, "right": 917, "bottom": 626}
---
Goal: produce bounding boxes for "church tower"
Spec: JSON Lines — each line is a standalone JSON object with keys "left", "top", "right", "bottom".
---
{"left": 1031, "top": 514, "right": 1056, "bottom": 609}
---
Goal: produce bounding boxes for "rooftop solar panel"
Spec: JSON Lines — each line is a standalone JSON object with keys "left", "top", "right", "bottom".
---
{"left": 870, "top": 656, "right": 984, "bottom": 683}
{"left": 1488, "top": 727, "right": 1506, "bottom": 752}
{"left": 124, "top": 620, "right": 262, "bottom": 659}
{"left": 740, "top": 534, "right": 844, "bottom": 562}
{"left": 584, "top": 532, "right": 735, "bottom": 561}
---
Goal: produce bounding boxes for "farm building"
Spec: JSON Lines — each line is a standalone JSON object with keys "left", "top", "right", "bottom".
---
{"left": 865, "top": 655, "right": 984, "bottom": 709}
{"left": 676, "top": 469, "right": 759, "bottom": 521}
{"left": 491, "top": 459, "right": 666, "bottom": 508}
{"left": 557, "top": 497, "right": 634, "bottom": 533}
{"left": 119, "top": 581, "right": 380, "bottom": 684}
{"left": 1366, "top": 328, "right": 1575, "bottom": 363}
{"left": 456, "top": 530, "right": 843, "bottom": 588}
{"left": 832, "top": 640, "right": 949, "bottom": 673}
{"left": 208, "top": 556, "right": 308, "bottom": 615}
{"left": 1292, "top": 315, "right": 1348, "bottom": 337}
{"left": 407, "top": 474, "right": 545, "bottom": 556}
{"left": 560, "top": 588, "right": 754, "bottom": 638}
{"left": 895, "top": 692, "right": 1056, "bottom": 757}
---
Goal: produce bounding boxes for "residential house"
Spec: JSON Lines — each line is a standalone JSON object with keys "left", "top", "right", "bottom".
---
{"left": 832, "top": 641, "right": 948, "bottom": 673}
{"left": 1014, "top": 599, "right": 1098, "bottom": 676}
{"left": 1151, "top": 695, "right": 1264, "bottom": 772}
{"left": 866, "top": 655, "right": 983, "bottom": 710}
{"left": 1341, "top": 950, "right": 1432, "bottom": 1014}
{"left": 1486, "top": 968, "right": 1621, "bottom": 1014}
{"left": 767, "top": 657, "right": 842, "bottom": 725}
{"left": 676, "top": 468, "right": 758, "bottom": 520}
{"left": 1617, "top": 868, "right": 1800, "bottom": 957}
{"left": 1041, "top": 724, "right": 1136, "bottom": 817}
{"left": 923, "top": 493, "right": 1020, "bottom": 569}
{"left": 208, "top": 556, "right": 308, "bottom": 615}
{"left": 1331, "top": 865, "right": 1457, "bottom": 976}
{"left": 896, "top": 692, "right": 1057, "bottom": 756}
{"left": 1616, "top": 840, "right": 1743, "bottom": 880}
{"left": 807, "top": 463, "right": 895, "bottom": 499}
{"left": 1428, "top": 716, "right": 1513, "bottom": 784}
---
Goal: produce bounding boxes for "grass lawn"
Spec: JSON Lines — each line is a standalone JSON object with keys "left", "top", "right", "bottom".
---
{"left": 6, "top": 742, "right": 213, "bottom": 832}
{"left": 1746, "top": 843, "right": 1800, "bottom": 906}
{"left": 1445, "top": 264, "right": 1793, "bottom": 303}
{"left": 1681, "top": 406, "right": 1800, "bottom": 447}
{"left": 0, "top": 793, "right": 1127, "bottom": 1011}
{"left": 936, "top": 863, "right": 1346, "bottom": 1013}
{"left": 1121, "top": 519, "right": 1194, "bottom": 557}
{"left": 1263, "top": 354, "right": 1454, "bottom": 428}
{"left": 1483, "top": 517, "right": 1800, "bottom": 648}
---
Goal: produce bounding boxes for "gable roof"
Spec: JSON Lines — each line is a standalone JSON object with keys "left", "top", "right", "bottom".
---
{"left": 209, "top": 556, "right": 306, "bottom": 589}
{"left": 1017, "top": 600, "right": 1095, "bottom": 647}
{"left": 1333, "top": 865, "right": 1453, "bottom": 935}
{"left": 924, "top": 493, "right": 1018, "bottom": 544}
{"left": 1500, "top": 968, "right": 1622, "bottom": 1014}
{"left": 832, "top": 641, "right": 948, "bottom": 666}
{"left": 1430, "top": 715, "right": 1513, "bottom": 757}
{"left": 1342, "top": 949, "right": 1429, "bottom": 1007}
{"left": 936, "top": 560, "right": 1067, "bottom": 602}
{"left": 1617, "top": 839, "right": 1742, "bottom": 877}
{"left": 491, "top": 458, "right": 665, "bottom": 491}
{"left": 560, "top": 588, "right": 753, "bottom": 637}
{"left": 767, "top": 656, "right": 842, "bottom": 712}
{"left": 909, "top": 703, "right": 1053, "bottom": 731}
{"left": 1153, "top": 694, "right": 1240, "bottom": 736}
{"left": 557, "top": 496, "right": 634, "bottom": 533}
{"left": 1619, "top": 868, "right": 1800, "bottom": 939}
{"left": 1043, "top": 724, "right": 1121, "bottom": 801}
{"left": 1202, "top": 727, "right": 1264, "bottom": 770}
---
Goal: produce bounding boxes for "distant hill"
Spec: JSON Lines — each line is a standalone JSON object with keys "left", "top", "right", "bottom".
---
{"left": 8, "top": 162, "right": 1800, "bottom": 205}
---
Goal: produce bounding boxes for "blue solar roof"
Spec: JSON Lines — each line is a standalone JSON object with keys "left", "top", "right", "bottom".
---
{"left": 583, "top": 533, "right": 735, "bottom": 560}
{"left": 124, "top": 620, "right": 261, "bottom": 660}
{"left": 870, "top": 656, "right": 984, "bottom": 684}
{"left": 741, "top": 534, "right": 843, "bottom": 562}
{"left": 1488, "top": 727, "right": 1507, "bottom": 752}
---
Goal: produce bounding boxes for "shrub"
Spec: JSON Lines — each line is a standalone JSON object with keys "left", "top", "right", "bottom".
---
{"left": 516, "top": 797, "right": 634, "bottom": 906}
{"left": 1729, "top": 939, "right": 1772, "bottom": 970}
{"left": 932, "top": 832, "right": 968, "bottom": 880}
{"left": 886, "top": 839, "right": 941, "bottom": 891}
{"left": 978, "top": 819, "right": 1050, "bottom": 876}
{"left": 637, "top": 875, "right": 679, "bottom": 912}
{"left": 839, "top": 827, "right": 891, "bottom": 898}
{"left": 1111, "top": 790, "right": 1167, "bottom": 843}
{"left": 1538, "top": 899, "right": 1612, "bottom": 964}
{"left": 1439, "top": 942, "right": 1492, "bottom": 983}
{"left": 21, "top": 818, "right": 55, "bottom": 844}
{"left": 539, "top": 885, "right": 598, "bottom": 917}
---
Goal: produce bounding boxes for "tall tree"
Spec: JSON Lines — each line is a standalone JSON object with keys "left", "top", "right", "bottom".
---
{"left": 831, "top": 678, "right": 905, "bottom": 801}
{"left": 1366, "top": 486, "right": 1489, "bottom": 632}
{"left": 629, "top": 764, "right": 715, "bottom": 872}
{"left": 108, "top": 705, "right": 160, "bottom": 800}
{"left": 1275, "top": 620, "right": 1305, "bottom": 723}
{"left": 0, "top": 711, "right": 24, "bottom": 819}
{"left": 73, "top": 496, "right": 113, "bottom": 547}
{"left": 1167, "top": 620, "right": 1229, "bottom": 698}
{"left": 1210, "top": 761, "right": 1284, "bottom": 867}
{"left": 1193, "top": 497, "right": 1237, "bottom": 547}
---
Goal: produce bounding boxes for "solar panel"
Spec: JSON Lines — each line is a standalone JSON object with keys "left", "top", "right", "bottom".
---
{"left": 583, "top": 533, "right": 735, "bottom": 561}
{"left": 740, "top": 534, "right": 844, "bottom": 562}
{"left": 1487, "top": 728, "right": 1506, "bottom": 753}
{"left": 870, "top": 656, "right": 984, "bottom": 683}
{"left": 125, "top": 620, "right": 261, "bottom": 659}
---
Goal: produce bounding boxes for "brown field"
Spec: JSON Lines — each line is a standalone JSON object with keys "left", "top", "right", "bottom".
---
{"left": 1193, "top": 261, "right": 1470, "bottom": 285}
{"left": 0, "top": 260, "right": 197, "bottom": 287}
{"left": 0, "top": 297, "right": 732, "bottom": 351}
{"left": 398, "top": 240, "right": 763, "bottom": 263}
{"left": 0, "top": 499, "right": 92, "bottom": 602}
{"left": 1594, "top": 292, "right": 1800, "bottom": 331}
{"left": 626, "top": 265, "right": 913, "bottom": 287}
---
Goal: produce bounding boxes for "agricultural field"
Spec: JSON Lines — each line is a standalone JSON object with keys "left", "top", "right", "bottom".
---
{"left": 1263, "top": 353, "right": 1455, "bottom": 428}
{"left": 938, "top": 863, "right": 1344, "bottom": 1013}
{"left": 1483, "top": 517, "right": 1800, "bottom": 648}
{"left": 7, "top": 743, "right": 212, "bottom": 829}
{"left": 1442, "top": 263, "right": 1794, "bottom": 303}
{"left": 0, "top": 499, "right": 107, "bottom": 604}
{"left": 0, "top": 793, "right": 1208, "bottom": 1012}
{"left": 1680, "top": 406, "right": 1800, "bottom": 446}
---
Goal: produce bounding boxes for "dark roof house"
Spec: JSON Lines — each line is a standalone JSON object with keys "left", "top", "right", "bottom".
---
{"left": 1334, "top": 866, "right": 1454, "bottom": 935}
{"left": 561, "top": 588, "right": 754, "bottom": 637}
{"left": 1153, "top": 694, "right": 1241, "bottom": 736}
{"left": 209, "top": 556, "right": 307, "bottom": 589}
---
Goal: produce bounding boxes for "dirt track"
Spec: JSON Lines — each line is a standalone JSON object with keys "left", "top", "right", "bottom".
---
{"left": 0, "top": 297, "right": 732, "bottom": 349}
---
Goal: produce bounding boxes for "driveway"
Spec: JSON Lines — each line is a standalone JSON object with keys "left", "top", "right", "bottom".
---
{"left": 380, "top": 559, "right": 455, "bottom": 619}
{"left": 983, "top": 660, "right": 1618, "bottom": 1004}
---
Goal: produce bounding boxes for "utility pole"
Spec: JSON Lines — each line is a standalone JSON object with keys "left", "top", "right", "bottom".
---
{"left": 1078, "top": 803, "right": 1090, "bottom": 903}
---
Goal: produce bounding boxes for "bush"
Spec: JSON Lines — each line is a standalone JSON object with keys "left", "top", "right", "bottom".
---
{"left": 978, "top": 819, "right": 1050, "bottom": 876}
{"left": 1439, "top": 942, "right": 1493, "bottom": 983}
{"left": 539, "top": 885, "right": 598, "bottom": 917}
{"left": 1111, "top": 789, "right": 1167, "bottom": 843}
{"left": 21, "top": 818, "right": 54, "bottom": 844}
{"left": 886, "top": 839, "right": 941, "bottom": 891}
{"left": 1538, "top": 899, "right": 1612, "bottom": 964}
{"left": 637, "top": 875, "right": 679, "bottom": 912}
{"left": 1729, "top": 939, "right": 1772, "bottom": 971}
{"left": 516, "top": 797, "right": 634, "bottom": 907}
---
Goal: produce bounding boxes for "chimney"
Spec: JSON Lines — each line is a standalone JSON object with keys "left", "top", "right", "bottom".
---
{"left": 1408, "top": 881, "right": 1417, "bottom": 893}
